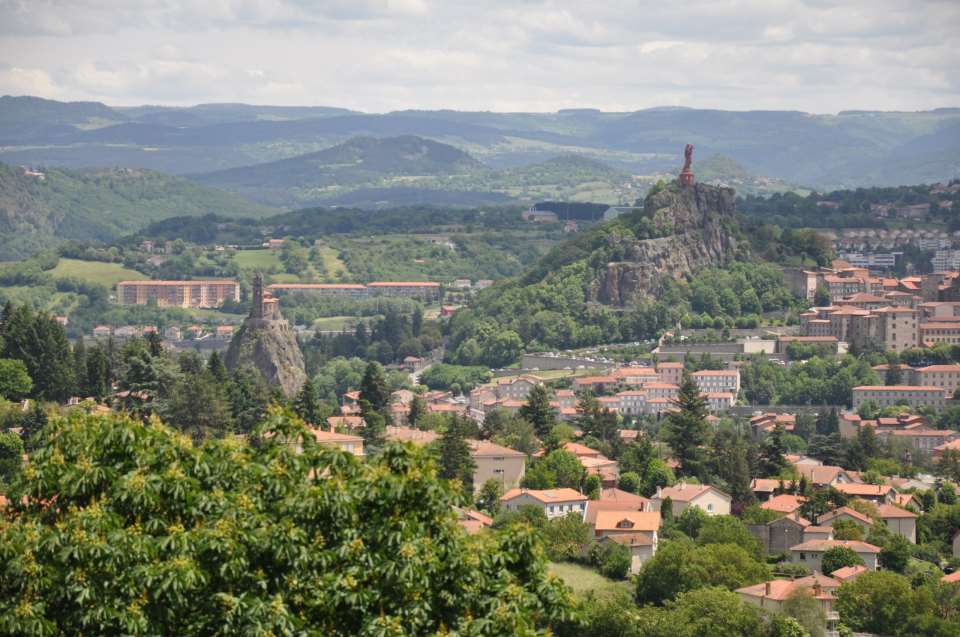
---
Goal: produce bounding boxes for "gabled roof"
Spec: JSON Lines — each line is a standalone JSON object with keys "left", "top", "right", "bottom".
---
{"left": 469, "top": 440, "right": 525, "bottom": 458}
{"left": 598, "top": 488, "right": 650, "bottom": 509}
{"left": 943, "top": 571, "right": 960, "bottom": 584}
{"left": 593, "top": 510, "right": 661, "bottom": 532}
{"left": 790, "top": 539, "right": 880, "bottom": 554}
{"left": 599, "top": 533, "right": 654, "bottom": 546}
{"left": 656, "top": 482, "right": 730, "bottom": 503}
{"left": 501, "top": 488, "right": 586, "bottom": 504}
{"left": 794, "top": 464, "right": 848, "bottom": 485}
{"left": 750, "top": 478, "right": 783, "bottom": 493}
{"left": 818, "top": 506, "right": 873, "bottom": 526}
{"left": 736, "top": 579, "right": 835, "bottom": 602}
{"left": 831, "top": 565, "right": 869, "bottom": 581}
{"left": 832, "top": 483, "right": 892, "bottom": 497}
{"left": 761, "top": 494, "right": 806, "bottom": 514}
{"left": 876, "top": 503, "right": 918, "bottom": 519}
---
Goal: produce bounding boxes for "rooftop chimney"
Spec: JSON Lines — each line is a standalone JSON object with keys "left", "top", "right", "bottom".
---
{"left": 765, "top": 581, "right": 772, "bottom": 596}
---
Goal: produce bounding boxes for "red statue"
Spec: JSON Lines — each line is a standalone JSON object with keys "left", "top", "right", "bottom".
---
{"left": 679, "top": 143, "right": 694, "bottom": 186}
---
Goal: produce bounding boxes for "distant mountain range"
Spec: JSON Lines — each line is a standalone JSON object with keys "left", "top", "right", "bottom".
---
{"left": 2, "top": 95, "right": 958, "bottom": 190}
{"left": 193, "top": 136, "right": 635, "bottom": 208}
{"left": 0, "top": 161, "right": 274, "bottom": 260}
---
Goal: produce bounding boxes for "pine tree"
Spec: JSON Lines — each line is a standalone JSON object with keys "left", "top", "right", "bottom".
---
{"left": 408, "top": 395, "right": 428, "bottom": 429}
{"left": 886, "top": 362, "right": 903, "bottom": 386}
{"left": 519, "top": 384, "right": 555, "bottom": 438}
{"left": 146, "top": 331, "right": 164, "bottom": 357}
{"left": 207, "top": 351, "right": 228, "bottom": 383}
{"left": 21, "top": 401, "right": 48, "bottom": 450}
{"left": 359, "top": 362, "right": 390, "bottom": 415}
{"left": 72, "top": 339, "right": 87, "bottom": 394}
{"left": 293, "top": 378, "right": 322, "bottom": 425}
{"left": 759, "top": 423, "right": 789, "bottom": 477}
{"left": 662, "top": 376, "right": 710, "bottom": 479}
{"left": 359, "top": 399, "right": 386, "bottom": 450}
{"left": 85, "top": 345, "right": 109, "bottom": 400}
{"left": 412, "top": 307, "right": 423, "bottom": 337}
{"left": 438, "top": 416, "right": 476, "bottom": 493}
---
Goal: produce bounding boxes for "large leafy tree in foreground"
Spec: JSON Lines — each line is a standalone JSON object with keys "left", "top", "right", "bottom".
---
{"left": 0, "top": 410, "right": 574, "bottom": 636}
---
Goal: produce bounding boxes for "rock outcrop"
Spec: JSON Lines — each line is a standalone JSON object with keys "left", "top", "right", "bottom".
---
{"left": 588, "top": 181, "right": 740, "bottom": 306}
{"left": 225, "top": 274, "right": 306, "bottom": 397}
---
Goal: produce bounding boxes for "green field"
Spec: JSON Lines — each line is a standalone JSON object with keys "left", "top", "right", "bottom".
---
{"left": 548, "top": 562, "right": 631, "bottom": 597}
{"left": 233, "top": 249, "right": 282, "bottom": 270}
{"left": 50, "top": 258, "right": 147, "bottom": 287}
{"left": 312, "top": 315, "right": 367, "bottom": 331}
{"left": 316, "top": 244, "right": 347, "bottom": 278}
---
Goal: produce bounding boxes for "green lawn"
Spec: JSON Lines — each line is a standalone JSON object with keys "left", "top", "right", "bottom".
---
{"left": 50, "top": 258, "right": 147, "bottom": 288}
{"left": 548, "top": 562, "right": 631, "bottom": 597}
{"left": 312, "top": 315, "right": 371, "bottom": 331}
{"left": 233, "top": 249, "right": 282, "bottom": 270}
{"left": 316, "top": 244, "right": 347, "bottom": 277}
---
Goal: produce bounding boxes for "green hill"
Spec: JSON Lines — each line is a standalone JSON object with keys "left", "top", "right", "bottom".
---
{"left": 0, "top": 162, "right": 275, "bottom": 259}
{"left": 195, "top": 135, "right": 483, "bottom": 207}
{"left": 195, "top": 136, "right": 634, "bottom": 207}
{"left": 696, "top": 154, "right": 805, "bottom": 196}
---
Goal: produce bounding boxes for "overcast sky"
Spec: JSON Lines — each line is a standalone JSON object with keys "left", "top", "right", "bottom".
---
{"left": 0, "top": 0, "right": 957, "bottom": 113}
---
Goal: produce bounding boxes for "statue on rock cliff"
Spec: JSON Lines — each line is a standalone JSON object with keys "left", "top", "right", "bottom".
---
{"left": 225, "top": 273, "right": 306, "bottom": 397}
{"left": 679, "top": 143, "right": 695, "bottom": 187}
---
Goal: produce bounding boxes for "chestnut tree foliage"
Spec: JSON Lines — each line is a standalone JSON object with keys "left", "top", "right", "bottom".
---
{"left": 0, "top": 409, "right": 574, "bottom": 636}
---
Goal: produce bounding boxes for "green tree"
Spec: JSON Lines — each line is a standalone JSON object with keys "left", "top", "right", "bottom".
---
{"left": 84, "top": 345, "right": 109, "bottom": 400}
{"left": 542, "top": 449, "right": 585, "bottom": 489}
{"left": 635, "top": 540, "right": 769, "bottom": 606}
{"left": 359, "top": 399, "right": 387, "bottom": 450}
{"left": 0, "top": 429, "right": 24, "bottom": 487}
{"left": 0, "top": 359, "right": 32, "bottom": 401}
{"left": 542, "top": 513, "right": 592, "bottom": 562}
{"left": 782, "top": 588, "right": 826, "bottom": 637}
{"left": 584, "top": 474, "right": 602, "bottom": 500}
{"left": 293, "top": 377, "right": 322, "bottom": 425}
{"left": 619, "top": 471, "right": 641, "bottom": 494}
{"left": 359, "top": 361, "right": 390, "bottom": 415}
{"left": 228, "top": 365, "right": 270, "bottom": 433}
{"left": 519, "top": 385, "right": 556, "bottom": 438}
{"left": 830, "top": 519, "right": 864, "bottom": 541}
{"left": 0, "top": 410, "right": 574, "bottom": 635}
{"left": 696, "top": 515, "right": 764, "bottom": 560}
{"left": 207, "top": 351, "right": 228, "bottom": 383}
{"left": 821, "top": 546, "right": 865, "bottom": 575}
{"left": 879, "top": 534, "right": 912, "bottom": 573}
{"left": 835, "top": 571, "right": 918, "bottom": 635}
{"left": 663, "top": 377, "right": 710, "bottom": 479}
{"left": 589, "top": 541, "right": 631, "bottom": 580}
{"left": 437, "top": 416, "right": 476, "bottom": 493}
{"left": 164, "top": 370, "right": 233, "bottom": 441}
{"left": 477, "top": 478, "right": 503, "bottom": 516}
{"left": 760, "top": 423, "right": 790, "bottom": 477}
{"left": 408, "top": 395, "right": 428, "bottom": 430}
{"left": 814, "top": 286, "right": 831, "bottom": 307}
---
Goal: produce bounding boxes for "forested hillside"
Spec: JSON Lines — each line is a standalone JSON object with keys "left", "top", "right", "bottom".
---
{"left": 0, "top": 162, "right": 274, "bottom": 259}
{"left": 445, "top": 181, "right": 802, "bottom": 367}
{"left": 194, "top": 137, "right": 634, "bottom": 208}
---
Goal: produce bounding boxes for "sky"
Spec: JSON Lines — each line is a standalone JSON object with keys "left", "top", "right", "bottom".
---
{"left": 0, "top": 0, "right": 957, "bottom": 114}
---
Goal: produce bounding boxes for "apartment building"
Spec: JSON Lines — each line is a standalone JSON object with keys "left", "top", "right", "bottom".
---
{"left": 267, "top": 283, "right": 368, "bottom": 297}
{"left": 116, "top": 280, "right": 240, "bottom": 308}
{"left": 875, "top": 307, "right": 919, "bottom": 352}
{"left": 920, "top": 322, "right": 960, "bottom": 345}
{"left": 910, "top": 365, "right": 960, "bottom": 395}
{"left": 851, "top": 385, "right": 947, "bottom": 411}
{"left": 366, "top": 281, "right": 442, "bottom": 301}
{"left": 691, "top": 370, "right": 740, "bottom": 395}
{"left": 655, "top": 361, "right": 684, "bottom": 385}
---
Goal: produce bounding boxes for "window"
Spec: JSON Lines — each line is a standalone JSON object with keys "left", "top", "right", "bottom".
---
{"left": 706, "top": 503, "right": 714, "bottom": 513}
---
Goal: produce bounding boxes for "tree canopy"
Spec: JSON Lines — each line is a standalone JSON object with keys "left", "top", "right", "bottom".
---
{"left": 0, "top": 410, "right": 575, "bottom": 636}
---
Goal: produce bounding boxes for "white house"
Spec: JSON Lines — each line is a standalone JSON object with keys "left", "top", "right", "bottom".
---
{"left": 652, "top": 482, "right": 732, "bottom": 516}
{"left": 500, "top": 488, "right": 587, "bottom": 520}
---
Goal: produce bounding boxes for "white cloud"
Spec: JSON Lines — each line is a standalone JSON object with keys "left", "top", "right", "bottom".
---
{"left": 0, "top": 0, "right": 955, "bottom": 112}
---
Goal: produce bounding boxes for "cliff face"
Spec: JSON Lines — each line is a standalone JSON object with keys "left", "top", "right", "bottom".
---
{"left": 224, "top": 317, "right": 307, "bottom": 397}
{"left": 225, "top": 275, "right": 306, "bottom": 397}
{"left": 588, "top": 182, "right": 739, "bottom": 305}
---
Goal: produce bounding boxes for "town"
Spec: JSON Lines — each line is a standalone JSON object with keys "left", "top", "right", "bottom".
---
{"left": 1, "top": 3, "right": 959, "bottom": 634}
